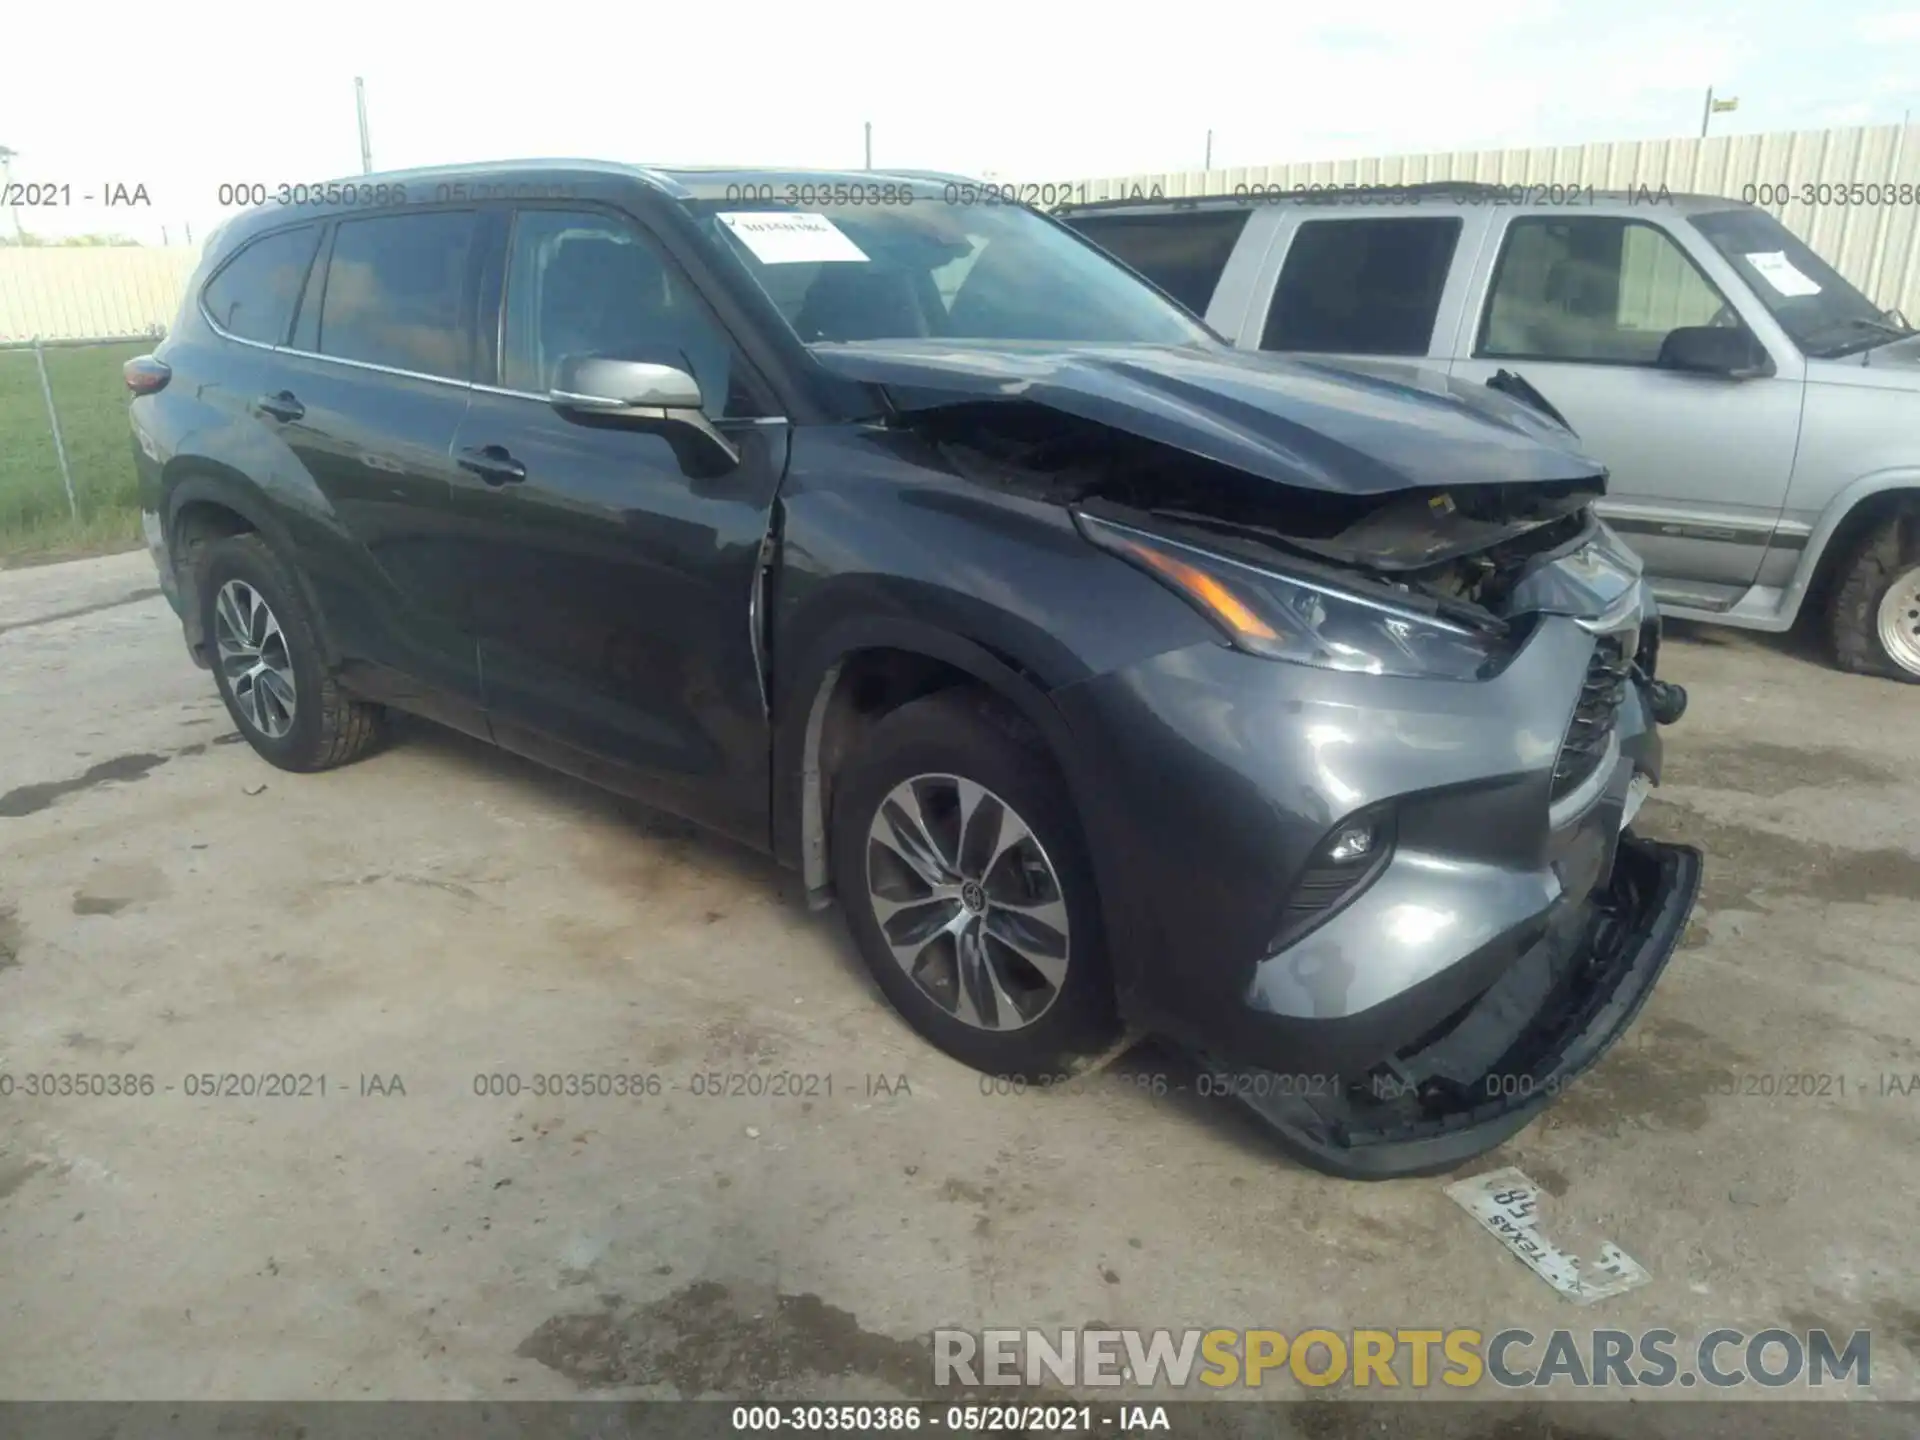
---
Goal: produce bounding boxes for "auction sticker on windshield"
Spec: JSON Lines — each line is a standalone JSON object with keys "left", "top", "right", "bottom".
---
{"left": 1744, "top": 250, "right": 1822, "bottom": 296}
{"left": 719, "top": 211, "right": 869, "bottom": 265}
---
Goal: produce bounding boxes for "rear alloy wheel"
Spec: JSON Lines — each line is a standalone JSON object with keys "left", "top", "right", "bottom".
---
{"left": 830, "top": 691, "right": 1118, "bottom": 1077}
{"left": 1828, "top": 515, "right": 1920, "bottom": 683}
{"left": 214, "top": 579, "right": 298, "bottom": 739}
{"left": 195, "top": 533, "right": 389, "bottom": 770}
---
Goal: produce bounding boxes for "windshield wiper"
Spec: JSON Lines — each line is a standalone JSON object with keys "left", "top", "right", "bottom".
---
{"left": 1809, "top": 315, "right": 1917, "bottom": 357}
{"left": 1845, "top": 315, "right": 1914, "bottom": 340}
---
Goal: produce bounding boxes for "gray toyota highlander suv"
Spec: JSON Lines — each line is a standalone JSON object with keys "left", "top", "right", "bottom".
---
{"left": 128, "top": 163, "right": 1702, "bottom": 1179}
{"left": 1061, "top": 182, "right": 1920, "bottom": 681}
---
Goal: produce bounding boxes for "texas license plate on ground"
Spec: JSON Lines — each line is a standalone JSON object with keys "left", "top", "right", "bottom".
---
{"left": 1446, "top": 1167, "right": 1650, "bottom": 1304}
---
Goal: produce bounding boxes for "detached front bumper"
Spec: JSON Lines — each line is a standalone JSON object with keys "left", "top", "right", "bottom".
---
{"left": 1195, "top": 832, "right": 1702, "bottom": 1179}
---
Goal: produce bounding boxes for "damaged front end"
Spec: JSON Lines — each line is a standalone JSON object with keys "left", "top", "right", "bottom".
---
{"left": 831, "top": 343, "right": 1703, "bottom": 1179}
{"left": 1200, "top": 834, "right": 1703, "bottom": 1178}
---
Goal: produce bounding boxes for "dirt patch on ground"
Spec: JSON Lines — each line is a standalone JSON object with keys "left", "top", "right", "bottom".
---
{"left": 1536, "top": 1015, "right": 1753, "bottom": 1139}
{"left": 72, "top": 861, "right": 170, "bottom": 916}
{"left": 1666, "top": 738, "right": 1895, "bottom": 794}
{"left": 0, "top": 904, "right": 21, "bottom": 970}
{"left": 0, "top": 751, "right": 177, "bottom": 819}
{"left": 1636, "top": 803, "right": 1920, "bottom": 912}
{"left": 516, "top": 1280, "right": 932, "bottom": 1395}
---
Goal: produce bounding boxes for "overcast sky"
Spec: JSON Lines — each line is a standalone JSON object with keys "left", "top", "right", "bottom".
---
{"left": 4, "top": 0, "right": 1917, "bottom": 244}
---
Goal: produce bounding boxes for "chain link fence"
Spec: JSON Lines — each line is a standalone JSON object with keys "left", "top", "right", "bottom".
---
{"left": 0, "top": 333, "right": 164, "bottom": 559}
{"left": 0, "top": 244, "right": 192, "bottom": 559}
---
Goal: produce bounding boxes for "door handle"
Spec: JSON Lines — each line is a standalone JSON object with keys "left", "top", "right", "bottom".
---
{"left": 457, "top": 444, "right": 528, "bottom": 487}
{"left": 252, "top": 390, "right": 305, "bottom": 423}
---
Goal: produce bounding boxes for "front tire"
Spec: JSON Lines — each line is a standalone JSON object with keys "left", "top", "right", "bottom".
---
{"left": 828, "top": 690, "right": 1119, "bottom": 1078}
{"left": 195, "top": 533, "right": 388, "bottom": 770}
{"left": 1827, "top": 514, "right": 1920, "bottom": 683}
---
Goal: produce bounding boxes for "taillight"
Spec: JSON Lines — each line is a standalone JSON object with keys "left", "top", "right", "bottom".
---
{"left": 123, "top": 355, "right": 171, "bottom": 395}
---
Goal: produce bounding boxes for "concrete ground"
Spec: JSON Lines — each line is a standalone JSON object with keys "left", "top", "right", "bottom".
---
{"left": 2, "top": 551, "right": 1918, "bottom": 1429}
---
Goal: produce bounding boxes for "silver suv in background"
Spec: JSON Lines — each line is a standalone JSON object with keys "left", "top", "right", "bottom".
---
{"left": 1059, "top": 182, "right": 1920, "bottom": 681}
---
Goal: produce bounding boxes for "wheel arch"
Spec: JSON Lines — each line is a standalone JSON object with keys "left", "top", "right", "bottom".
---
{"left": 163, "top": 465, "right": 339, "bottom": 666}
{"left": 773, "top": 615, "right": 1092, "bottom": 907}
{"left": 1788, "top": 470, "right": 1920, "bottom": 624}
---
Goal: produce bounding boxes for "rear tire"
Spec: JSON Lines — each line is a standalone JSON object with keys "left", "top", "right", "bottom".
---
{"left": 1827, "top": 514, "right": 1920, "bottom": 683}
{"left": 828, "top": 689, "right": 1119, "bottom": 1079}
{"left": 195, "top": 533, "right": 388, "bottom": 770}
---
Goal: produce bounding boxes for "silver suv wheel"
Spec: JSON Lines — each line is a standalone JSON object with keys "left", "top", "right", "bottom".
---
{"left": 1877, "top": 562, "right": 1920, "bottom": 677}
{"left": 865, "top": 773, "right": 1070, "bottom": 1032}
{"left": 214, "top": 578, "right": 298, "bottom": 739}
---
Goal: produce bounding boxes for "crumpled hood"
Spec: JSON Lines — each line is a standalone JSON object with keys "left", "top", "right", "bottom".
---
{"left": 809, "top": 339, "right": 1607, "bottom": 496}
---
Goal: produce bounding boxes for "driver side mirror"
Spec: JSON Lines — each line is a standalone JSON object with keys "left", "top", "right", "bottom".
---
{"left": 1657, "top": 326, "right": 1775, "bottom": 379}
{"left": 549, "top": 357, "right": 741, "bottom": 473}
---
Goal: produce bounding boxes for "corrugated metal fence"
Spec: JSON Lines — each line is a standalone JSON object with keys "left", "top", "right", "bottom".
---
{"left": 0, "top": 246, "right": 199, "bottom": 346}
{"left": 1045, "top": 122, "right": 1920, "bottom": 316}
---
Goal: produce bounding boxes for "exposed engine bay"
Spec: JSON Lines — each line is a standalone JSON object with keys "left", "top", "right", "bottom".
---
{"left": 905, "top": 400, "right": 1606, "bottom": 624}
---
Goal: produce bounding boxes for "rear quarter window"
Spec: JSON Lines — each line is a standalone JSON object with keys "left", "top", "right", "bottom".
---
{"left": 1062, "top": 210, "right": 1249, "bottom": 317}
{"left": 201, "top": 225, "right": 322, "bottom": 345}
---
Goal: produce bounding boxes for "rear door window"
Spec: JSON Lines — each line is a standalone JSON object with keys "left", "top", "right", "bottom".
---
{"left": 1261, "top": 216, "right": 1462, "bottom": 356}
{"left": 316, "top": 211, "right": 478, "bottom": 381}
{"left": 1063, "top": 211, "right": 1250, "bottom": 316}
{"left": 202, "top": 225, "right": 321, "bottom": 345}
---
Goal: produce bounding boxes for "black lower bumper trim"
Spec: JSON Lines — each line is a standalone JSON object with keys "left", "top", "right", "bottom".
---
{"left": 1189, "top": 832, "right": 1703, "bottom": 1180}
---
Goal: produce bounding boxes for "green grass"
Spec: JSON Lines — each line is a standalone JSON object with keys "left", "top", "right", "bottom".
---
{"left": 0, "top": 341, "right": 149, "bottom": 564}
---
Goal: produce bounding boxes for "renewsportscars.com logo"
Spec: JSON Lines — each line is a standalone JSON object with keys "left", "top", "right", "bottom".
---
{"left": 932, "top": 1327, "right": 1872, "bottom": 1391}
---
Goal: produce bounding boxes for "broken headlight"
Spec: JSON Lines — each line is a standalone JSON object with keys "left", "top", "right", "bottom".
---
{"left": 1079, "top": 512, "right": 1511, "bottom": 680}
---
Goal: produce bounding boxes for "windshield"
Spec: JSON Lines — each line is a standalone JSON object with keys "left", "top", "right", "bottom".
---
{"left": 1692, "top": 207, "right": 1907, "bottom": 358}
{"left": 682, "top": 193, "right": 1212, "bottom": 348}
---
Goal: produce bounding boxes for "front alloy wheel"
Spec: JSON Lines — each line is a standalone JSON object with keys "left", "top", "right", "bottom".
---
{"left": 828, "top": 689, "right": 1117, "bottom": 1076}
{"left": 866, "top": 773, "right": 1070, "bottom": 1032}
{"left": 214, "top": 578, "right": 298, "bottom": 738}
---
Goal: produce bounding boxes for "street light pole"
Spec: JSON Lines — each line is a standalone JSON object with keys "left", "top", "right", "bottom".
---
{"left": 1205, "top": 129, "right": 1213, "bottom": 170}
{"left": 1700, "top": 86, "right": 1713, "bottom": 139}
{"left": 355, "top": 77, "right": 373, "bottom": 175}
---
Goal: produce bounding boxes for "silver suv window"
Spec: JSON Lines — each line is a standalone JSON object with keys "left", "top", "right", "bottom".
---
{"left": 1063, "top": 210, "right": 1251, "bottom": 316}
{"left": 1261, "top": 217, "right": 1461, "bottom": 356}
{"left": 1479, "top": 216, "right": 1732, "bottom": 365}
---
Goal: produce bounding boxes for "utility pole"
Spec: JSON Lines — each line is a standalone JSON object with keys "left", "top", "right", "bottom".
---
{"left": 0, "top": 145, "right": 21, "bottom": 241}
{"left": 1205, "top": 129, "right": 1213, "bottom": 170}
{"left": 355, "top": 77, "right": 373, "bottom": 174}
{"left": 864, "top": 121, "right": 872, "bottom": 171}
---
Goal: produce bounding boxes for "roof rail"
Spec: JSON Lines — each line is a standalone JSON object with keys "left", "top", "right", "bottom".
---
{"left": 877, "top": 168, "right": 979, "bottom": 184}
{"left": 1052, "top": 179, "right": 1514, "bottom": 213}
